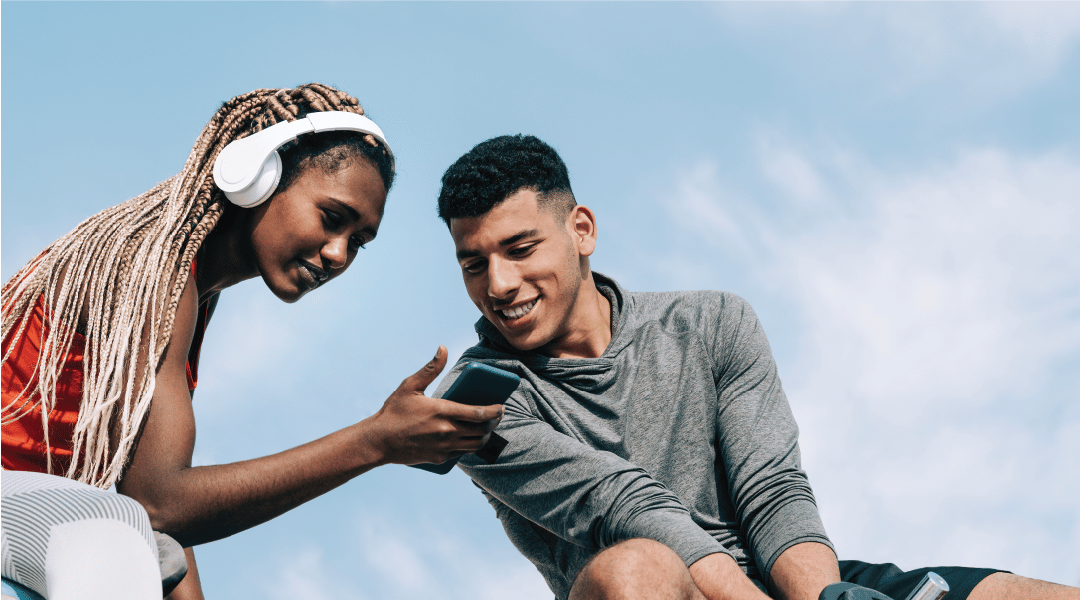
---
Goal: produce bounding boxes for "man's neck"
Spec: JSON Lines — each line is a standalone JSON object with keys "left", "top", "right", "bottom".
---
{"left": 540, "top": 277, "right": 612, "bottom": 360}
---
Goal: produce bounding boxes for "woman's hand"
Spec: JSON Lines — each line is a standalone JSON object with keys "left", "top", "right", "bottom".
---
{"left": 362, "top": 345, "right": 504, "bottom": 466}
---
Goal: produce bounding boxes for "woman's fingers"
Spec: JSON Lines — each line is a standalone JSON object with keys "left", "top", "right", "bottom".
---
{"left": 370, "top": 348, "right": 509, "bottom": 464}
{"left": 398, "top": 345, "right": 448, "bottom": 395}
{"left": 437, "top": 397, "right": 504, "bottom": 424}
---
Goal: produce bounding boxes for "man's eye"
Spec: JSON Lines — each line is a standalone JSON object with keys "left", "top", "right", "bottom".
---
{"left": 463, "top": 260, "right": 486, "bottom": 274}
{"left": 509, "top": 243, "right": 538, "bottom": 257}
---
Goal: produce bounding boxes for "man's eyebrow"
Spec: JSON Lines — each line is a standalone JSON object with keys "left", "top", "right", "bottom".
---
{"left": 456, "top": 228, "right": 541, "bottom": 260}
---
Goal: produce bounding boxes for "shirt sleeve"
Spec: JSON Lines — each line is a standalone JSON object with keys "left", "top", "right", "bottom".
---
{"left": 443, "top": 363, "right": 731, "bottom": 568}
{"left": 710, "top": 294, "right": 834, "bottom": 580}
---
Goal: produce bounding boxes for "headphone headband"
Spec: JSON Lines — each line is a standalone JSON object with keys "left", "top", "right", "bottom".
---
{"left": 213, "top": 111, "right": 394, "bottom": 208}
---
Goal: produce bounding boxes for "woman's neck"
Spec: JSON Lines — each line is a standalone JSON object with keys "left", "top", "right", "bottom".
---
{"left": 195, "top": 219, "right": 259, "bottom": 301}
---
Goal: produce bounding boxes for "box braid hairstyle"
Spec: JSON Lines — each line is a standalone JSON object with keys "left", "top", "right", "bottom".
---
{"left": 437, "top": 134, "right": 575, "bottom": 227}
{"left": 1, "top": 83, "right": 394, "bottom": 488}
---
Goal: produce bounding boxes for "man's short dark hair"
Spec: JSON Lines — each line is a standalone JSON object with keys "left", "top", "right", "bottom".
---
{"left": 437, "top": 134, "right": 575, "bottom": 225}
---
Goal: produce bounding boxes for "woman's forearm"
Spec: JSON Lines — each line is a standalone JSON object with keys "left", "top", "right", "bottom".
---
{"left": 131, "top": 418, "right": 384, "bottom": 546}
{"left": 120, "top": 346, "right": 501, "bottom": 547}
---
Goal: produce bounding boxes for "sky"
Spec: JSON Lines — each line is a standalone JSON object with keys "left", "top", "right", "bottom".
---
{"left": 2, "top": 2, "right": 1079, "bottom": 597}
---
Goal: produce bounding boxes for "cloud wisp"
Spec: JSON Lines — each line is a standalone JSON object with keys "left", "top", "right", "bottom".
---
{"left": 651, "top": 137, "right": 1080, "bottom": 585}
{"left": 262, "top": 514, "right": 551, "bottom": 600}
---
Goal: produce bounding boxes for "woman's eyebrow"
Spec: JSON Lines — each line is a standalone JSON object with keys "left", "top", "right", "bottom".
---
{"left": 328, "top": 198, "right": 362, "bottom": 222}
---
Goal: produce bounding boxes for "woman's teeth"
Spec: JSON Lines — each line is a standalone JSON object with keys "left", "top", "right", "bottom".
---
{"left": 500, "top": 299, "right": 537, "bottom": 320}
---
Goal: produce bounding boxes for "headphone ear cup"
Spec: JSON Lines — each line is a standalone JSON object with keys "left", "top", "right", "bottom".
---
{"left": 224, "top": 152, "right": 283, "bottom": 208}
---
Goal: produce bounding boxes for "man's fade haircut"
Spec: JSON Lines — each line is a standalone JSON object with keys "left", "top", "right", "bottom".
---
{"left": 437, "top": 134, "right": 575, "bottom": 226}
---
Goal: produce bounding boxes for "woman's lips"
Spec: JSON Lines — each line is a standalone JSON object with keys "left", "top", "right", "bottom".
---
{"left": 298, "top": 260, "right": 328, "bottom": 289}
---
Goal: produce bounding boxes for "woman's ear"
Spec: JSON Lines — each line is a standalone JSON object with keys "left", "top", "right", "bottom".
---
{"left": 568, "top": 205, "right": 598, "bottom": 257}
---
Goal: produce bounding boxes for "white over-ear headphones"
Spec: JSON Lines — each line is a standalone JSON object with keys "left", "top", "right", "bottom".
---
{"left": 212, "top": 111, "right": 394, "bottom": 208}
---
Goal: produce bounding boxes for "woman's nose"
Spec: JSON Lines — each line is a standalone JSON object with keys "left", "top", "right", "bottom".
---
{"left": 323, "top": 237, "right": 349, "bottom": 270}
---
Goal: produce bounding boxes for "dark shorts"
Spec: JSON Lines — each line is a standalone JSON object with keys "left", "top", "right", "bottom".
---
{"left": 840, "top": 560, "right": 1007, "bottom": 600}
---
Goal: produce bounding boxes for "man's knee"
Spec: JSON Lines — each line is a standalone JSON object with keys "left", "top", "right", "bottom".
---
{"left": 569, "top": 539, "right": 701, "bottom": 600}
{"left": 969, "top": 573, "right": 1080, "bottom": 600}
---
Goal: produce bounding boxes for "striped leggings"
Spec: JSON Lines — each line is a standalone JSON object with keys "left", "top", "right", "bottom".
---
{"left": 1, "top": 470, "right": 160, "bottom": 600}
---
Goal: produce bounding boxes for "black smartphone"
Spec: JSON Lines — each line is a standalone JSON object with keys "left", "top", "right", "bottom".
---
{"left": 410, "top": 362, "right": 519, "bottom": 474}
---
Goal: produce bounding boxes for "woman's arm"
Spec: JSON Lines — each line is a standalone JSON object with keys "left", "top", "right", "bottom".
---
{"left": 165, "top": 548, "right": 204, "bottom": 600}
{"left": 116, "top": 276, "right": 502, "bottom": 547}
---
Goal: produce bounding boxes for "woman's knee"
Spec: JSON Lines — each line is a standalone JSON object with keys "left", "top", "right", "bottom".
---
{"left": 2, "top": 471, "right": 160, "bottom": 600}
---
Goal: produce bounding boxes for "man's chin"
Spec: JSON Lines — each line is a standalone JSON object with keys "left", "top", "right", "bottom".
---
{"left": 497, "top": 327, "right": 549, "bottom": 353}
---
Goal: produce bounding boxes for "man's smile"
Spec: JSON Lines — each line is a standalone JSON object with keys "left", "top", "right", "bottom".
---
{"left": 497, "top": 297, "right": 538, "bottom": 321}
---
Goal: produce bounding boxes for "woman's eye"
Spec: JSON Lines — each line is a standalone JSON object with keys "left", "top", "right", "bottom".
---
{"left": 323, "top": 209, "right": 343, "bottom": 227}
{"left": 349, "top": 236, "right": 367, "bottom": 251}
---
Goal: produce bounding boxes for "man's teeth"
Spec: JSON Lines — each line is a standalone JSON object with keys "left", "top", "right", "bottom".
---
{"left": 500, "top": 299, "right": 537, "bottom": 319}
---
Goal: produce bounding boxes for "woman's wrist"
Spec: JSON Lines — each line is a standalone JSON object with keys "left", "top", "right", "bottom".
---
{"left": 348, "top": 415, "right": 393, "bottom": 470}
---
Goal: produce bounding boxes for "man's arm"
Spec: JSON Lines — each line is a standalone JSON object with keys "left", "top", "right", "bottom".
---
{"left": 690, "top": 553, "right": 773, "bottom": 600}
{"left": 708, "top": 294, "right": 835, "bottom": 589}
{"left": 686, "top": 541, "right": 838, "bottom": 600}
{"left": 117, "top": 277, "right": 503, "bottom": 547}
{"left": 767, "top": 542, "right": 842, "bottom": 600}
{"left": 450, "top": 360, "right": 730, "bottom": 575}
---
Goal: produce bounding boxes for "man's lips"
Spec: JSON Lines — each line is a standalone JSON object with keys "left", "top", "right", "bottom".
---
{"left": 495, "top": 298, "right": 538, "bottom": 321}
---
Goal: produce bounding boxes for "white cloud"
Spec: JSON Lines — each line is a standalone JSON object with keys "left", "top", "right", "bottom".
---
{"left": 656, "top": 139, "right": 1080, "bottom": 585}
{"left": 350, "top": 514, "right": 552, "bottom": 600}
{"left": 711, "top": 3, "right": 1080, "bottom": 100}
{"left": 981, "top": 3, "right": 1080, "bottom": 67}
{"left": 788, "top": 148, "right": 1080, "bottom": 419}
{"left": 756, "top": 133, "right": 826, "bottom": 206}
{"left": 265, "top": 545, "right": 368, "bottom": 600}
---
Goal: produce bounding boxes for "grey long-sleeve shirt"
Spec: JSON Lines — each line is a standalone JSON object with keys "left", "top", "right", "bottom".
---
{"left": 437, "top": 274, "right": 832, "bottom": 599}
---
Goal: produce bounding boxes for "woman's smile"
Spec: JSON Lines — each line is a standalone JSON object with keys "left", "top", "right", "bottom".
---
{"left": 297, "top": 259, "right": 328, "bottom": 290}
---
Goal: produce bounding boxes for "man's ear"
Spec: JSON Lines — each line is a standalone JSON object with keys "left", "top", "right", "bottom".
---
{"left": 568, "top": 205, "right": 598, "bottom": 257}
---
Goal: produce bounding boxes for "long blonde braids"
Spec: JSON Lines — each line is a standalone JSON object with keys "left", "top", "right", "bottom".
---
{"left": 1, "top": 83, "right": 387, "bottom": 488}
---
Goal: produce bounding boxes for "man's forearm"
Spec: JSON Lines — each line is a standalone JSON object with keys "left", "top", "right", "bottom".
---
{"left": 768, "top": 542, "right": 842, "bottom": 600}
{"left": 688, "top": 553, "right": 772, "bottom": 600}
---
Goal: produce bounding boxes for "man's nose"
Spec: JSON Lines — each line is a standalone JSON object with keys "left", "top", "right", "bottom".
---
{"left": 487, "top": 256, "right": 520, "bottom": 299}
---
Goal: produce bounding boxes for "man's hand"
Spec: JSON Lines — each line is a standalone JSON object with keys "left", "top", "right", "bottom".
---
{"left": 363, "top": 346, "right": 504, "bottom": 466}
{"left": 818, "top": 583, "right": 894, "bottom": 600}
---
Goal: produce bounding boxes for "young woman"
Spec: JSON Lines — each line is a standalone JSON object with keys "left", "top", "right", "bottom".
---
{"left": 1, "top": 84, "right": 504, "bottom": 600}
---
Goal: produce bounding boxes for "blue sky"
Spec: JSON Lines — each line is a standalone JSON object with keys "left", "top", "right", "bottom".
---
{"left": 3, "top": 2, "right": 1079, "bottom": 597}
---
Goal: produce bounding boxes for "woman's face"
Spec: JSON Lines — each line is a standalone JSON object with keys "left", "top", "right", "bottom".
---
{"left": 248, "top": 156, "right": 387, "bottom": 303}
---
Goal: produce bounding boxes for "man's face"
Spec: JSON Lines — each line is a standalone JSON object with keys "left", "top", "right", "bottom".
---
{"left": 450, "top": 189, "right": 589, "bottom": 354}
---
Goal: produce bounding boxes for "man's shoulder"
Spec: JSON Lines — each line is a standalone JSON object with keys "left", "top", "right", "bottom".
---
{"left": 624, "top": 288, "right": 754, "bottom": 328}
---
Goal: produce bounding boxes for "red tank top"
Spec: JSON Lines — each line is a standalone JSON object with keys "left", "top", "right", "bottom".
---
{"left": 1, "top": 262, "right": 215, "bottom": 474}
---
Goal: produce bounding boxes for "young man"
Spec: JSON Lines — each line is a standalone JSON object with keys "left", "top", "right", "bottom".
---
{"left": 433, "top": 134, "right": 1080, "bottom": 600}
